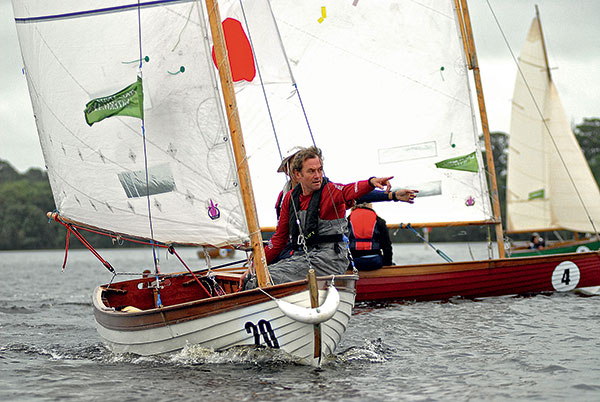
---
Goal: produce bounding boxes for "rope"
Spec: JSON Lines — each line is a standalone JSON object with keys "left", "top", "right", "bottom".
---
{"left": 485, "top": 0, "right": 600, "bottom": 238}
{"left": 168, "top": 246, "right": 212, "bottom": 295}
{"left": 403, "top": 223, "right": 453, "bottom": 263}
{"left": 292, "top": 83, "right": 318, "bottom": 147}
{"left": 51, "top": 214, "right": 115, "bottom": 273}
{"left": 61, "top": 226, "right": 71, "bottom": 272}
{"left": 136, "top": 1, "right": 161, "bottom": 276}
{"left": 258, "top": 287, "right": 277, "bottom": 301}
{"left": 237, "top": 0, "right": 283, "bottom": 161}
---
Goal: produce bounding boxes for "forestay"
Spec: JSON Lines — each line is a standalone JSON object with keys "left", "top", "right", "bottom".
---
{"left": 506, "top": 15, "right": 600, "bottom": 233}
{"left": 240, "top": 0, "right": 494, "bottom": 227}
{"left": 13, "top": 1, "right": 249, "bottom": 246}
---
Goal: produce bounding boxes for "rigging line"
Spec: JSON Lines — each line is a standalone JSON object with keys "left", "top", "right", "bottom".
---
{"left": 293, "top": 83, "right": 318, "bottom": 148}
{"left": 51, "top": 215, "right": 116, "bottom": 273}
{"left": 136, "top": 1, "right": 160, "bottom": 274}
{"left": 14, "top": 0, "right": 193, "bottom": 23}
{"left": 485, "top": 0, "right": 600, "bottom": 237}
{"left": 237, "top": 0, "right": 283, "bottom": 161}
{"left": 264, "top": 0, "right": 319, "bottom": 152}
{"left": 403, "top": 223, "right": 453, "bottom": 262}
{"left": 264, "top": 2, "right": 321, "bottom": 163}
{"left": 168, "top": 246, "right": 213, "bottom": 295}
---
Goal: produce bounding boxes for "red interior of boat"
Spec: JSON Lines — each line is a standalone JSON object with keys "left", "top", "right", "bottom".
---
{"left": 101, "top": 272, "right": 243, "bottom": 311}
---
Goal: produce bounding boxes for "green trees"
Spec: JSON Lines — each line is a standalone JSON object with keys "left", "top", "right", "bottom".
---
{"left": 0, "top": 160, "right": 118, "bottom": 250}
{"left": 0, "top": 162, "right": 66, "bottom": 249}
{"left": 574, "top": 118, "right": 600, "bottom": 183}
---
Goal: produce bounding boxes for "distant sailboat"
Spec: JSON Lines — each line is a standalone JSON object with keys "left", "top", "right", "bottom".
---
{"left": 12, "top": 0, "right": 358, "bottom": 366}
{"left": 506, "top": 6, "right": 600, "bottom": 257}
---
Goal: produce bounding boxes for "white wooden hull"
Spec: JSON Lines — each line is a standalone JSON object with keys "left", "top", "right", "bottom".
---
{"left": 93, "top": 276, "right": 356, "bottom": 366}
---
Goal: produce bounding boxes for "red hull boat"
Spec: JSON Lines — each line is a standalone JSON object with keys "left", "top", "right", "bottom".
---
{"left": 354, "top": 252, "right": 600, "bottom": 302}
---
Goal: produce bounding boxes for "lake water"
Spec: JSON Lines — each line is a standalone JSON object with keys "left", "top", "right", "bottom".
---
{"left": 1, "top": 244, "right": 599, "bottom": 401}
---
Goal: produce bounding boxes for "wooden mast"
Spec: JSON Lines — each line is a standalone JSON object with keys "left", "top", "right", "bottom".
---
{"left": 456, "top": 0, "right": 506, "bottom": 258}
{"left": 205, "top": 0, "right": 271, "bottom": 287}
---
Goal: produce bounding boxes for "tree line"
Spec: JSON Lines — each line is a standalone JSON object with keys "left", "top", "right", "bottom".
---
{"left": 1, "top": 118, "right": 599, "bottom": 249}
{"left": 0, "top": 161, "right": 114, "bottom": 250}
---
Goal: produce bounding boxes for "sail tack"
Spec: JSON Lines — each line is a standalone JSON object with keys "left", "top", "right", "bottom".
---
{"left": 506, "top": 15, "right": 600, "bottom": 234}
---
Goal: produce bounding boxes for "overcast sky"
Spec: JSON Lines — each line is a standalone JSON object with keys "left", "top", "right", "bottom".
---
{"left": 1, "top": 0, "right": 599, "bottom": 173}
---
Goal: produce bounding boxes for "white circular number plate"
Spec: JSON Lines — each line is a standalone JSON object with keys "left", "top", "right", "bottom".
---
{"left": 551, "top": 261, "right": 580, "bottom": 291}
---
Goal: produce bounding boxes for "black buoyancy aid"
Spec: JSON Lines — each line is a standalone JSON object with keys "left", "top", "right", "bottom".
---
{"left": 348, "top": 207, "right": 380, "bottom": 251}
{"left": 289, "top": 177, "right": 343, "bottom": 249}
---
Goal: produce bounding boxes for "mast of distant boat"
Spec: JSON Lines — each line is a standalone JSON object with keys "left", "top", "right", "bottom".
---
{"left": 535, "top": 5, "right": 552, "bottom": 82}
{"left": 455, "top": 0, "right": 506, "bottom": 258}
{"left": 205, "top": 0, "right": 271, "bottom": 287}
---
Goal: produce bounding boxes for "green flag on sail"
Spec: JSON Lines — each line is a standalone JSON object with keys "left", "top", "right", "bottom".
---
{"left": 84, "top": 77, "right": 143, "bottom": 126}
{"left": 528, "top": 189, "right": 545, "bottom": 200}
{"left": 435, "top": 151, "right": 479, "bottom": 173}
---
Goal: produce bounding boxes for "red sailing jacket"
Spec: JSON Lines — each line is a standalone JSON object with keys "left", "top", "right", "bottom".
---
{"left": 265, "top": 179, "right": 374, "bottom": 263}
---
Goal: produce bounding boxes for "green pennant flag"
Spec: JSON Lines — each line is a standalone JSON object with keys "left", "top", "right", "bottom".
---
{"left": 84, "top": 77, "right": 143, "bottom": 126}
{"left": 528, "top": 189, "right": 545, "bottom": 200}
{"left": 435, "top": 151, "right": 479, "bottom": 173}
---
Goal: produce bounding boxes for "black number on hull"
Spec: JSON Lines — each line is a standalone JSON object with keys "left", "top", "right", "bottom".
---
{"left": 245, "top": 322, "right": 260, "bottom": 345}
{"left": 244, "top": 319, "right": 280, "bottom": 348}
{"left": 561, "top": 269, "right": 570, "bottom": 285}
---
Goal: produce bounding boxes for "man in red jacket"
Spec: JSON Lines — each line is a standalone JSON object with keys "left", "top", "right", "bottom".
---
{"left": 243, "top": 146, "right": 394, "bottom": 288}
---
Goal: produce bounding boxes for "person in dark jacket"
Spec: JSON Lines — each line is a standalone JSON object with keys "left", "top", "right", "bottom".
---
{"left": 347, "top": 203, "right": 393, "bottom": 270}
{"left": 529, "top": 232, "right": 546, "bottom": 249}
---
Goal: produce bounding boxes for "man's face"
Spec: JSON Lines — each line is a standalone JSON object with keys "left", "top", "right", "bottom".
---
{"left": 294, "top": 156, "right": 323, "bottom": 194}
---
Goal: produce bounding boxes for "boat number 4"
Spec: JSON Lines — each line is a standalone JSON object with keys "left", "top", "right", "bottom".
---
{"left": 245, "top": 320, "right": 280, "bottom": 348}
{"left": 551, "top": 261, "right": 580, "bottom": 292}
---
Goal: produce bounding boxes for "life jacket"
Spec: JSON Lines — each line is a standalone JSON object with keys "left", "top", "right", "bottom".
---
{"left": 348, "top": 207, "right": 380, "bottom": 252}
{"left": 288, "top": 178, "right": 343, "bottom": 250}
{"left": 275, "top": 181, "right": 292, "bottom": 220}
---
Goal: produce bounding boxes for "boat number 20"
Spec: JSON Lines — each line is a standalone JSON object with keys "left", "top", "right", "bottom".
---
{"left": 245, "top": 320, "right": 280, "bottom": 348}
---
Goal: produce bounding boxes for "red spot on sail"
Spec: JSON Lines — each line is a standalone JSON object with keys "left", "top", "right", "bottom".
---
{"left": 212, "top": 18, "right": 256, "bottom": 82}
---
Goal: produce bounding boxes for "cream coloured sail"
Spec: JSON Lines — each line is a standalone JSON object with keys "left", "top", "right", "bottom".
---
{"left": 238, "top": 0, "right": 494, "bottom": 227}
{"left": 13, "top": 1, "right": 249, "bottom": 246}
{"left": 506, "top": 13, "right": 600, "bottom": 233}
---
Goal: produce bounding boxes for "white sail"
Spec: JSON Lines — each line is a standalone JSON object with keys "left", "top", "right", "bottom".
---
{"left": 237, "top": 0, "right": 494, "bottom": 227}
{"left": 13, "top": 1, "right": 249, "bottom": 246}
{"left": 506, "top": 14, "right": 600, "bottom": 233}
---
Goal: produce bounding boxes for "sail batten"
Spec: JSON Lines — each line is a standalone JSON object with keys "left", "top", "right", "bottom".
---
{"left": 506, "top": 14, "right": 600, "bottom": 234}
